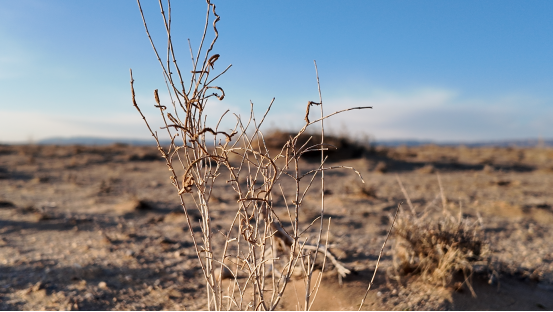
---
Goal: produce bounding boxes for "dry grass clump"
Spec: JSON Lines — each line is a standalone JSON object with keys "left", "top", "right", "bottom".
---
{"left": 392, "top": 211, "right": 489, "bottom": 293}
{"left": 391, "top": 176, "right": 491, "bottom": 296}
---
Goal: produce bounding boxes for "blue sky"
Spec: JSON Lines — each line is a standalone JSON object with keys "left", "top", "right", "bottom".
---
{"left": 1, "top": 0, "right": 552, "bottom": 143}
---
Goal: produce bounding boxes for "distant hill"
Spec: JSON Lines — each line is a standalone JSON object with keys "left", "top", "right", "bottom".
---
{"left": 36, "top": 136, "right": 169, "bottom": 146}
{"left": 374, "top": 138, "right": 553, "bottom": 148}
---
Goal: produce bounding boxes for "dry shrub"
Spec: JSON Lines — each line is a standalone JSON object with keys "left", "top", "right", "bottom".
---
{"left": 393, "top": 211, "right": 488, "bottom": 290}
{"left": 392, "top": 176, "right": 491, "bottom": 296}
{"left": 130, "top": 1, "right": 380, "bottom": 310}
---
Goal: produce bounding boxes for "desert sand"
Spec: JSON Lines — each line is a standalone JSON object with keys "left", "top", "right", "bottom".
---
{"left": 1, "top": 141, "right": 553, "bottom": 310}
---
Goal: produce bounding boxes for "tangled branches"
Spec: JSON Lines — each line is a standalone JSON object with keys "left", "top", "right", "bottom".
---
{"left": 130, "top": 0, "right": 372, "bottom": 310}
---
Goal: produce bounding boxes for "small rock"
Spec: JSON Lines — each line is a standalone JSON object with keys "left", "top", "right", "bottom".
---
{"left": 373, "top": 161, "right": 388, "bottom": 173}
{"left": 114, "top": 199, "right": 153, "bottom": 214}
{"left": 98, "top": 281, "right": 108, "bottom": 289}
{"left": 488, "top": 274, "right": 498, "bottom": 285}
{"left": 31, "top": 176, "right": 49, "bottom": 183}
{"left": 329, "top": 247, "right": 347, "bottom": 260}
{"left": 482, "top": 164, "right": 495, "bottom": 173}
{"left": 214, "top": 266, "right": 233, "bottom": 280}
{"left": 31, "top": 281, "right": 43, "bottom": 292}
{"left": 168, "top": 289, "right": 183, "bottom": 299}
{"left": 100, "top": 233, "right": 112, "bottom": 245}
{"left": 0, "top": 200, "right": 15, "bottom": 208}
{"left": 32, "top": 212, "right": 52, "bottom": 222}
{"left": 163, "top": 211, "right": 187, "bottom": 224}
{"left": 416, "top": 164, "right": 435, "bottom": 174}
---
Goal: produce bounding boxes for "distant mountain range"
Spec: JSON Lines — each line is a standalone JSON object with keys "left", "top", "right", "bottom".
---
{"left": 35, "top": 136, "right": 171, "bottom": 146}
{"left": 1, "top": 136, "right": 551, "bottom": 148}
{"left": 372, "top": 138, "right": 553, "bottom": 148}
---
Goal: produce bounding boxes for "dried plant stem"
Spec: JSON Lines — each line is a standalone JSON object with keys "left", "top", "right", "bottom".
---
{"left": 395, "top": 174, "right": 416, "bottom": 215}
{"left": 358, "top": 203, "right": 400, "bottom": 311}
{"left": 132, "top": 1, "right": 371, "bottom": 310}
{"left": 302, "top": 59, "right": 326, "bottom": 311}
{"left": 308, "top": 217, "right": 331, "bottom": 311}
{"left": 437, "top": 172, "right": 447, "bottom": 213}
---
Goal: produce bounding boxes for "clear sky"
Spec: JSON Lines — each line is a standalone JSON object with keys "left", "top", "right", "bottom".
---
{"left": 1, "top": 0, "right": 553, "bottom": 143}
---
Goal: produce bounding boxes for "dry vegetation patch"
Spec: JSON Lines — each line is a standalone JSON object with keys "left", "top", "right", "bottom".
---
{"left": 392, "top": 208, "right": 491, "bottom": 296}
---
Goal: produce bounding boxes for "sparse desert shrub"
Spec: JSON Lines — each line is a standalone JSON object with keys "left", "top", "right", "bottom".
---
{"left": 392, "top": 175, "right": 491, "bottom": 297}
{"left": 130, "top": 1, "right": 381, "bottom": 310}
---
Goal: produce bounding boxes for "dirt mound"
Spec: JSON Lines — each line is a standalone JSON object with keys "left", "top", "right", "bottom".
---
{"left": 261, "top": 130, "right": 366, "bottom": 162}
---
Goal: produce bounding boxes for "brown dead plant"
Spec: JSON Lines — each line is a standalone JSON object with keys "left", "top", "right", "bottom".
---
{"left": 130, "top": 0, "right": 375, "bottom": 310}
{"left": 391, "top": 174, "right": 491, "bottom": 297}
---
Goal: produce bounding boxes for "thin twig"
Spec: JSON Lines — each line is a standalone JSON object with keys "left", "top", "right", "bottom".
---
{"left": 358, "top": 203, "right": 401, "bottom": 311}
{"left": 437, "top": 172, "right": 447, "bottom": 213}
{"left": 395, "top": 174, "right": 416, "bottom": 216}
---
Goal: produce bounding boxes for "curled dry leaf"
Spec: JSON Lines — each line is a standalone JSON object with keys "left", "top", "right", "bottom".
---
{"left": 178, "top": 174, "right": 194, "bottom": 195}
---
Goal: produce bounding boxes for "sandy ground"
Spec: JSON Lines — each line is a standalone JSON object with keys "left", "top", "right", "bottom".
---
{"left": 1, "top": 143, "right": 553, "bottom": 310}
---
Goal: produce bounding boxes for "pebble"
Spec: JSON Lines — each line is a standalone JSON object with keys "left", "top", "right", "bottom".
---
{"left": 31, "top": 281, "right": 43, "bottom": 292}
{"left": 214, "top": 266, "right": 233, "bottom": 280}
{"left": 98, "top": 281, "right": 108, "bottom": 289}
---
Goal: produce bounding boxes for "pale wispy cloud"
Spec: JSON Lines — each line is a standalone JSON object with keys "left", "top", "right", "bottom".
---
{"left": 256, "top": 87, "right": 553, "bottom": 142}
{"left": 0, "top": 89, "right": 244, "bottom": 143}
{"left": 1, "top": 86, "right": 550, "bottom": 143}
{"left": 319, "top": 88, "right": 552, "bottom": 141}
{"left": 0, "top": 110, "right": 148, "bottom": 143}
